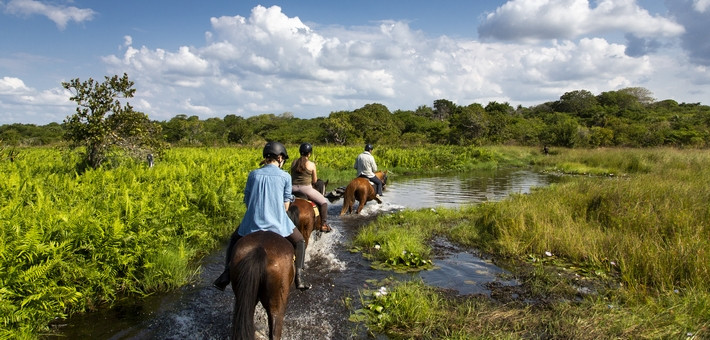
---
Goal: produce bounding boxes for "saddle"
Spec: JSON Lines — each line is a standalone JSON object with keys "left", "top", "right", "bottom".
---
{"left": 293, "top": 194, "right": 320, "bottom": 218}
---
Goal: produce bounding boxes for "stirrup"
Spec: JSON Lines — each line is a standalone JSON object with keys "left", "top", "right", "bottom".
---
{"left": 295, "top": 270, "right": 312, "bottom": 290}
{"left": 296, "top": 281, "right": 312, "bottom": 290}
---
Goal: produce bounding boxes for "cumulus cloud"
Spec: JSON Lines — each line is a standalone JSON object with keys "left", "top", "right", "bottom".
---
{"left": 0, "top": 76, "right": 72, "bottom": 124}
{"left": 478, "top": 0, "right": 684, "bottom": 42}
{"left": 3, "top": 3, "right": 708, "bottom": 125}
{"left": 3, "top": 0, "right": 95, "bottom": 30}
{"left": 0, "top": 76, "right": 32, "bottom": 94}
{"left": 694, "top": 0, "right": 710, "bottom": 12}
{"left": 98, "top": 4, "right": 672, "bottom": 122}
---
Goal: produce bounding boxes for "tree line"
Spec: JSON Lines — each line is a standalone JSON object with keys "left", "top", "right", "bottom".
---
{"left": 2, "top": 75, "right": 709, "bottom": 155}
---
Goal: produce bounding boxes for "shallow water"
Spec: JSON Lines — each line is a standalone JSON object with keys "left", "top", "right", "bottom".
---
{"left": 46, "top": 168, "right": 558, "bottom": 339}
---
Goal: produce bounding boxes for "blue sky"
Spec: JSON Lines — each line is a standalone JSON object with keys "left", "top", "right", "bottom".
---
{"left": 1, "top": 0, "right": 709, "bottom": 125}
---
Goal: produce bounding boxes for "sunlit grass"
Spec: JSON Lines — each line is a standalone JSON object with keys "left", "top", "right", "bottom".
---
{"left": 5, "top": 145, "right": 709, "bottom": 338}
{"left": 352, "top": 147, "right": 710, "bottom": 338}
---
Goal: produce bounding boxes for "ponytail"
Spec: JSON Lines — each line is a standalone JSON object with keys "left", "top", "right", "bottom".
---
{"left": 291, "top": 155, "right": 309, "bottom": 173}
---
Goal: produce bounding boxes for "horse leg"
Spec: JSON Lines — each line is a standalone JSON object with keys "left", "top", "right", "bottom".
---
{"left": 263, "top": 294, "right": 288, "bottom": 340}
{"left": 263, "top": 251, "right": 294, "bottom": 340}
{"left": 356, "top": 190, "right": 368, "bottom": 214}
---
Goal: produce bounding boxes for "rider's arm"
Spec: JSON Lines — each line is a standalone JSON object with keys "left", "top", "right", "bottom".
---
{"left": 366, "top": 154, "right": 377, "bottom": 173}
{"left": 283, "top": 173, "right": 294, "bottom": 210}
{"left": 308, "top": 161, "right": 318, "bottom": 184}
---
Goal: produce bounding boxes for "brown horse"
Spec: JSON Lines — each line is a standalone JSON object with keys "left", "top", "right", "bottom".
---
{"left": 340, "top": 170, "right": 388, "bottom": 215}
{"left": 230, "top": 230, "right": 294, "bottom": 340}
{"left": 289, "top": 178, "right": 328, "bottom": 245}
{"left": 288, "top": 198, "right": 320, "bottom": 247}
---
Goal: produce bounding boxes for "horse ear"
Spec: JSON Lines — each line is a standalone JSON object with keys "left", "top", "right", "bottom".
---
{"left": 325, "top": 180, "right": 329, "bottom": 186}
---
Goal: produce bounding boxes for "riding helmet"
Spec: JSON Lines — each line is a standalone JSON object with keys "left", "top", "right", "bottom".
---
{"left": 365, "top": 144, "right": 374, "bottom": 152}
{"left": 263, "top": 141, "right": 289, "bottom": 160}
{"left": 299, "top": 142, "right": 313, "bottom": 156}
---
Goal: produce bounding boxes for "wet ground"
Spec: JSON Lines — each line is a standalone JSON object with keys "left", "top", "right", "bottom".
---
{"left": 47, "top": 169, "right": 558, "bottom": 339}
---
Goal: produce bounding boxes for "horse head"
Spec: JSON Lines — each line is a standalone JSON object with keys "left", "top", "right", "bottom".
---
{"left": 313, "top": 179, "right": 328, "bottom": 196}
{"left": 377, "top": 170, "right": 388, "bottom": 188}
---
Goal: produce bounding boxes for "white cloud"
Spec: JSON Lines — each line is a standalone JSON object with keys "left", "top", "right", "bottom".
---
{"left": 478, "top": 0, "right": 684, "bottom": 41}
{"left": 4, "top": 0, "right": 95, "bottom": 30}
{"left": 0, "top": 76, "right": 31, "bottom": 94}
{"left": 0, "top": 77, "right": 72, "bottom": 124}
{"left": 2, "top": 3, "right": 708, "bottom": 125}
{"left": 694, "top": 0, "right": 710, "bottom": 12}
{"left": 95, "top": 4, "right": 704, "bottom": 123}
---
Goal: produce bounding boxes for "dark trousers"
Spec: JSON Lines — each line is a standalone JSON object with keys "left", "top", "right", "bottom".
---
{"left": 224, "top": 227, "right": 304, "bottom": 266}
{"left": 359, "top": 174, "right": 383, "bottom": 195}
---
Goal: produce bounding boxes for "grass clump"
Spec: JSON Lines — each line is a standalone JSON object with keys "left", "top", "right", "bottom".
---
{"left": 353, "top": 211, "right": 435, "bottom": 271}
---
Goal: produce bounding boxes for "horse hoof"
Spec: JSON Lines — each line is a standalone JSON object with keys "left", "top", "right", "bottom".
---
{"left": 319, "top": 224, "right": 333, "bottom": 233}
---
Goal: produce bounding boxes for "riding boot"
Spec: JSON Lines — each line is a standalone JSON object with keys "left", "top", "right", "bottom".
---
{"left": 294, "top": 240, "right": 312, "bottom": 290}
{"left": 318, "top": 204, "right": 332, "bottom": 232}
{"left": 213, "top": 231, "right": 240, "bottom": 291}
{"left": 212, "top": 269, "right": 230, "bottom": 291}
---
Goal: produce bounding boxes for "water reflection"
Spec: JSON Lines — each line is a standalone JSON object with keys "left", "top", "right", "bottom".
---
{"left": 420, "top": 239, "right": 518, "bottom": 296}
{"left": 381, "top": 168, "right": 553, "bottom": 210}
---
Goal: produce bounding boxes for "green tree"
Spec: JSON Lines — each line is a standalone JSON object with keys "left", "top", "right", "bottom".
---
{"left": 350, "top": 103, "right": 398, "bottom": 144}
{"left": 433, "top": 99, "right": 456, "bottom": 121}
{"left": 63, "top": 73, "right": 165, "bottom": 169}
{"left": 224, "top": 114, "right": 255, "bottom": 144}
{"left": 554, "top": 90, "right": 599, "bottom": 118}
{"left": 449, "top": 103, "right": 487, "bottom": 145}
{"left": 322, "top": 111, "right": 355, "bottom": 145}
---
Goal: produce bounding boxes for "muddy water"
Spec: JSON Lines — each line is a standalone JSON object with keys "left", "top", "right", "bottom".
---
{"left": 47, "top": 168, "right": 558, "bottom": 339}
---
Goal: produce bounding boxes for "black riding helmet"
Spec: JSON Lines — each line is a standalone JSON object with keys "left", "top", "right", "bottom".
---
{"left": 365, "top": 144, "right": 374, "bottom": 152}
{"left": 299, "top": 142, "right": 313, "bottom": 156}
{"left": 263, "top": 141, "right": 289, "bottom": 160}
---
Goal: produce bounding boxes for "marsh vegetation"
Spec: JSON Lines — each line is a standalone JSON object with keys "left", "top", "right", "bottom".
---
{"left": 352, "top": 147, "right": 710, "bottom": 339}
{"left": 2, "top": 146, "right": 709, "bottom": 339}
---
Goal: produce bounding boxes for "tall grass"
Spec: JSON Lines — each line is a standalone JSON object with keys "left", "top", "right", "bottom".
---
{"left": 480, "top": 148, "right": 710, "bottom": 292}
{"left": 354, "top": 147, "right": 710, "bottom": 338}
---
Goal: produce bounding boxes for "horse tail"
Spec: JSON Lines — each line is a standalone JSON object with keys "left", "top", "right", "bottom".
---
{"left": 232, "top": 247, "right": 267, "bottom": 340}
{"left": 340, "top": 183, "right": 355, "bottom": 215}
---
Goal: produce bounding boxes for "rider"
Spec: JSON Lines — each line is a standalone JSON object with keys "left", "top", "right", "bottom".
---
{"left": 354, "top": 144, "right": 383, "bottom": 199}
{"left": 213, "top": 141, "right": 312, "bottom": 291}
{"left": 291, "top": 142, "right": 332, "bottom": 233}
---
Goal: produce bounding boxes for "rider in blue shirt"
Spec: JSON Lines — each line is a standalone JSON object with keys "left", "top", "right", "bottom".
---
{"left": 213, "top": 142, "right": 311, "bottom": 291}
